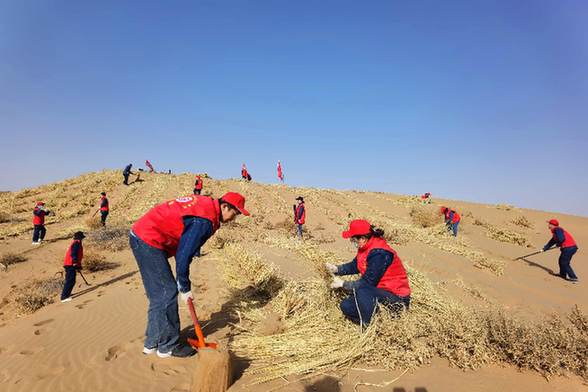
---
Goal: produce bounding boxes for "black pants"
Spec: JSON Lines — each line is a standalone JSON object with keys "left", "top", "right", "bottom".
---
{"left": 101, "top": 211, "right": 109, "bottom": 225}
{"left": 123, "top": 173, "right": 130, "bottom": 185}
{"left": 193, "top": 188, "right": 201, "bottom": 195}
{"left": 32, "top": 225, "right": 46, "bottom": 242}
{"left": 559, "top": 247, "right": 578, "bottom": 280}
{"left": 61, "top": 266, "right": 77, "bottom": 300}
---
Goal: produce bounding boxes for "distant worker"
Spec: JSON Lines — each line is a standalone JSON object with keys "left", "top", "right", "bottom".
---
{"left": 420, "top": 192, "right": 432, "bottom": 204}
{"left": 32, "top": 202, "right": 52, "bottom": 245}
{"left": 193, "top": 175, "right": 203, "bottom": 195}
{"left": 61, "top": 231, "right": 85, "bottom": 302}
{"left": 441, "top": 206, "right": 460, "bottom": 237}
{"left": 294, "top": 196, "right": 306, "bottom": 239}
{"left": 277, "top": 160, "right": 284, "bottom": 182}
{"left": 123, "top": 164, "right": 134, "bottom": 185}
{"left": 99, "top": 192, "right": 109, "bottom": 226}
{"left": 542, "top": 219, "right": 579, "bottom": 282}
{"left": 241, "top": 164, "right": 251, "bottom": 181}
{"left": 326, "top": 220, "right": 411, "bottom": 326}
{"left": 130, "top": 192, "right": 250, "bottom": 358}
{"left": 145, "top": 160, "right": 155, "bottom": 173}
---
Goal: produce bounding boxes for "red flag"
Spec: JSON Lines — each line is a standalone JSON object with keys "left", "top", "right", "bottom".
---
{"left": 145, "top": 160, "right": 154, "bottom": 172}
{"left": 277, "top": 160, "right": 284, "bottom": 182}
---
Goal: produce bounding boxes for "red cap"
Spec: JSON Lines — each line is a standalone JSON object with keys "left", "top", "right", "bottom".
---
{"left": 342, "top": 219, "right": 372, "bottom": 239}
{"left": 36, "top": 201, "right": 45, "bottom": 206}
{"left": 221, "top": 192, "right": 250, "bottom": 216}
{"left": 548, "top": 219, "right": 559, "bottom": 226}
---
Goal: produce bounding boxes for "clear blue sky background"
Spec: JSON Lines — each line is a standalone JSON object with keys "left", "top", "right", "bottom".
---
{"left": 1, "top": 1, "right": 587, "bottom": 216}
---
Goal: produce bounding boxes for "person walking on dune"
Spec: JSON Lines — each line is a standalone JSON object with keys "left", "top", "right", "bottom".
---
{"left": 294, "top": 196, "right": 305, "bottom": 239}
{"left": 123, "top": 164, "right": 134, "bottom": 185}
{"left": 193, "top": 175, "right": 203, "bottom": 195}
{"left": 326, "top": 219, "right": 411, "bottom": 326}
{"left": 32, "top": 202, "right": 52, "bottom": 245}
{"left": 61, "top": 231, "right": 85, "bottom": 302}
{"left": 130, "top": 192, "right": 250, "bottom": 358}
{"left": 241, "top": 164, "right": 251, "bottom": 181}
{"left": 441, "top": 206, "right": 460, "bottom": 237}
{"left": 98, "top": 192, "right": 109, "bottom": 226}
{"left": 542, "top": 219, "right": 579, "bottom": 282}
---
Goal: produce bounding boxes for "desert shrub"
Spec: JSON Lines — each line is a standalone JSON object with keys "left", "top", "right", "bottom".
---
{"left": 85, "top": 216, "right": 103, "bottom": 229}
{"left": 0, "top": 212, "right": 12, "bottom": 223}
{"left": 512, "top": 215, "right": 533, "bottom": 229}
{"left": 12, "top": 277, "right": 63, "bottom": 314}
{"left": 409, "top": 206, "right": 440, "bottom": 228}
{"left": 0, "top": 252, "right": 27, "bottom": 269}
{"left": 87, "top": 225, "right": 129, "bottom": 251}
{"left": 82, "top": 250, "right": 119, "bottom": 272}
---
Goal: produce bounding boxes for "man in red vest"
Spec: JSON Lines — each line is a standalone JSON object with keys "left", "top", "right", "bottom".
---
{"left": 130, "top": 192, "right": 249, "bottom": 358}
{"left": 441, "top": 206, "right": 460, "bottom": 237}
{"left": 32, "top": 202, "right": 52, "bottom": 245}
{"left": 294, "top": 196, "right": 305, "bottom": 239}
{"left": 99, "top": 192, "right": 109, "bottom": 226}
{"left": 193, "top": 175, "right": 203, "bottom": 195}
{"left": 61, "top": 231, "right": 85, "bottom": 302}
{"left": 325, "top": 219, "right": 411, "bottom": 325}
{"left": 542, "top": 219, "right": 579, "bottom": 282}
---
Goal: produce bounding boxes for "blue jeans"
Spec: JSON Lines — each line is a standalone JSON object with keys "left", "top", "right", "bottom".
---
{"left": 297, "top": 224, "right": 303, "bottom": 239}
{"left": 32, "top": 225, "right": 46, "bottom": 242}
{"left": 559, "top": 247, "right": 578, "bottom": 280}
{"left": 446, "top": 221, "right": 459, "bottom": 237}
{"left": 129, "top": 232, "right": 180, "bottom": 352}
{"left": 340, "top": 286, "right": 410, "bottom": 326}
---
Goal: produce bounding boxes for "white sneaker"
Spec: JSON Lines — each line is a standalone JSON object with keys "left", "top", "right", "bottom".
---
{"left": 143, "top": 346, "right": 157, "bottom": 355}
{"left": 156, "top": 350, "right": 172, "bottom": 358}
{"left": 32, "top": 242, "right": 40, "bottom": 245}
{"left": 61, "top": 297, "right": 72, "bottom": 303}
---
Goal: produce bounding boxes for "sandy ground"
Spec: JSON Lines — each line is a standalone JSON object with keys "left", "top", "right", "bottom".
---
{"left": 0, "top": 171, "right": 587, "bottom": 391}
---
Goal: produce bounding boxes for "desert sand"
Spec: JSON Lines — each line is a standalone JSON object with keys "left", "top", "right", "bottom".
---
{"left": 0, "top": 170, "right": 586, "bottom": 392}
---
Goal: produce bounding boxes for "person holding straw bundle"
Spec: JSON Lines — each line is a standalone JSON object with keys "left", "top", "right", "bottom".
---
{"left": 326, "top": 219, "right": 411, "bottom": 325}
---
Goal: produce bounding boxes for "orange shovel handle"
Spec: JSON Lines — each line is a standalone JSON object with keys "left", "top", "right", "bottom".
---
{"left": 187, "top": 297, "right": 217, "bottom": 349}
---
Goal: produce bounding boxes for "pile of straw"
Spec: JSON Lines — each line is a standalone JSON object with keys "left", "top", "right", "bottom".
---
{"left": 0, "top": 252, "right": 27, "bottom": 270}
{"left": 511, "top": 215, "right": 533, "bottom": 229}
{"left": 473, "top": 218, "right": 529, "bottom": 247}
{"left": 409, "top": 206, "right": 440, "bottom": 228}
{"left": 10, "top": 277, "right": 63, "bottom": 314}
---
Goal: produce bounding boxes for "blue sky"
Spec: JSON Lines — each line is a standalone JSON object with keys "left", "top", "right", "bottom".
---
{"left": 1, "top": 0, "right": 587, "bottom": 216}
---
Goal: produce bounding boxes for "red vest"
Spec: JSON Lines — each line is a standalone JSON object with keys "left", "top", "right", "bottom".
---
{"left": 64, "top": 240, "right": 83, "bottom": 266}
{"left": 551, "top": 227, "right": 577, "bottom": 249}
{"left": 132, "top": 195, "right": 221, "bottom": 256}
{"left": 295, "top": 203, "right": 306, "bottom": 224}
{"left": 194, "top": 178, "right": 203, "bottom": 190}
{"left": 356, "top": 237, "right": 411, "bottom": 297}
{"left": 100, "top": 196, "right": 109, "bottom": 211}
{"left": 33, "top": 207, "right": 46, "bottom": 225}
{"left": 445, "top": 209, "right": 460, "bottom": 223}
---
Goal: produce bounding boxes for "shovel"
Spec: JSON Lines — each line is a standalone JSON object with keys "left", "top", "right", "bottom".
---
{"left": 513, "top": 247, "right": 555, "bottom": 261}
{"left": 186, "top": 297, "right": 217, "bottom": 350}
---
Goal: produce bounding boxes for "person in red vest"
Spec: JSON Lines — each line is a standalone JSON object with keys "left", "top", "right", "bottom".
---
{"left": 193, "top": 175, "right": 203, "bottom": 195}
{"left": 32, "top": 202, "right": 52, "bottom": 245}
{"left": 145, "top": 160, "right": 155, "bottom": 173}
{"left": 99, "top": 192, "right": 109, "bottom": 226}
{"left": 325, "top": 219, "right": 411, "bottom": 325}
{"left": 130, "top": 192, "right": 250, "bottom": 358}
{"left": 420, "top": 192, "right": 431, "bottom": 204}
{"left": 441, "top": 206, "right": 460, "bottom": 237}
{"left": 61, "top": 231, "right": 85, "bottom": 302}
{"left": 277, "top": 160, "right": 284, "bottom": 182}
{"left": 542, "top": 219, "right": 579, "bottom": 282}
{"left": 294, "top": 196, "right": 305, "bottom": 239}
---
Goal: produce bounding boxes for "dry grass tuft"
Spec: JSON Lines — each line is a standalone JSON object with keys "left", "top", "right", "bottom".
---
{"left": 0, "top": 212, "right": 12, "bottom": 223}
{"left": 512, "top": 215, "right": 533, "bottom": 229}
{"left": 1, "top": 252, "right": 28, "bottom": 269}
{"left": 87, "top": 225, "right": 129, "bottom": 251}
{"left": 409, "top": 206, "right": 440, "bottom": 228}
{"left": 473, "top": 219, "right": 529, "bottom": 246}
{"left": 85, "top": 216, "right": 104, "bottom": 229}
{"left": 11, "top": 277, "right": 63, "bottom": 314}
{"left": 82, "top": 250, "right": 119, "bottom": 272}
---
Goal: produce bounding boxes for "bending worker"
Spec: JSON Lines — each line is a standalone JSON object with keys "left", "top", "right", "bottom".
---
{"left": 542, "top": 219, "right": 579, "bottom": 282}
{"left": 123, "top": 164, "right": 134, "bottom": 185}
{"left": 130, "top": 192, "right": 250, "bottom": 358}
{"left": 441, "top": 206, "right": 460, "bottom": 237}
{"left": 326, "top": 219, "right": 411, "bottom": 325}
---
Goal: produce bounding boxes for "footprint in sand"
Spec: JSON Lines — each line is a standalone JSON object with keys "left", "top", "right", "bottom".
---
{"left": 33, "top": 319, "right": 54, "bottom": 327}
{"left": 19, "top": 350, "right": 35, "bottom": 355}
{"left": 105, "top": 345, "right": 125, "bottom": 361}
{"left": 150, "top": 363, "right": 185, "bottom": 376}
{"left": 34, "top": 329, "right": 41, "bottom": 335}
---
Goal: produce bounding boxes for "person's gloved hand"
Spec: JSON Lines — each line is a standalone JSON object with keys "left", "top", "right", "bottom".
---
{"left": 325, "top": 263, "right": 338, "bottom": 274}
{"left": 330, "top": 277, "right": 344, "bottom": 289}
{"left": 74, "top": 264, "right": 82, "bottom": 270}
{"left": 179, "top": 290, "right": 193, "bottom": 304}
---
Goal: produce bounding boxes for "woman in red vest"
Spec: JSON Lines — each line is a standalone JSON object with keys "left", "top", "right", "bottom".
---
{"left": 326, "top": 219, "right": 411, "bottom": 325}
{"left": 99, "top": 192, "right": 109, "bottom": 226}
{"left": 61, "top": 231, "right": 85, "bottom": 302}
{"left": 130, "top": 192, "right": 249, "bottom": 358}
{"left": 542, "top": 219, "right": 579, "bottom": 282}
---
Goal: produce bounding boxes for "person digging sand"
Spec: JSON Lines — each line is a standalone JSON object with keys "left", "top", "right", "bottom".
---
{"left": 130, "top": 192, "right": 250, "bottom": 358}
{"left": 326, "top": 219, "right": 411, "bottom": 326}
{"left": 542, "top": 219, "right": 579, "bottom": 282}
{"left": 61, "top": 231, "right": 85, "bottom": 302}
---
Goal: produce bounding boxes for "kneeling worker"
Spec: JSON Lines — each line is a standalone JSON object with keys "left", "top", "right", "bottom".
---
{"left": 326, "top": 219, "right": 411, "bottom": 326}
{"left": 130, "top": 192, "right": 250, "bottom": 358}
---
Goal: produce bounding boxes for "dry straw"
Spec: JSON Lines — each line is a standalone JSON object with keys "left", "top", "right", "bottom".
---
{"left": 0, "top": 252, "right": 27, "bottom": 270}
{"left": 10, "top": 277, "right": 63, "bottom": 314}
